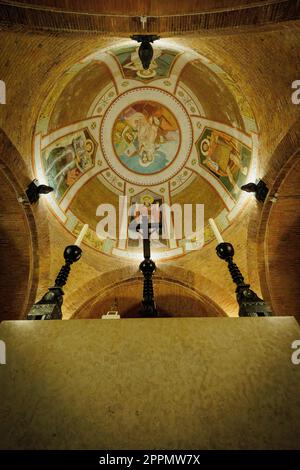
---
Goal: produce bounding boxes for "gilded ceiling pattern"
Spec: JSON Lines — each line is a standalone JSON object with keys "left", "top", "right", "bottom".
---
{"left": 34, "top": 41, "right": 258, "bottom": 260}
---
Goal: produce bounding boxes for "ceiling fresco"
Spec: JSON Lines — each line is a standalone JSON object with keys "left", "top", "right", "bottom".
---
{"left": 34, "top": 41, "right": 258, "bottom": 260}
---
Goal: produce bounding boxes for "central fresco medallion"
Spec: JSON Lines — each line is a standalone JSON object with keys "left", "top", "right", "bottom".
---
{"left": 34, "top": 41, "right": 258, "bottom": 260}
{"left": 112, "top": 101, "right": 180, "bottom": 175}
{"left": 100, "top": 87, "right": 192, "bottom": 187}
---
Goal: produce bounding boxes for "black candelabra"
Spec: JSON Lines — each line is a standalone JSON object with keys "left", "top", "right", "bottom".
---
{"left": 137, "top": 215, "right": 160, "bottom": 317}
{"left": 27, "top": 245, "right": 82, "bottom": 320}
{"left": 216, "top": 242, "right": 272, "bottom": 317}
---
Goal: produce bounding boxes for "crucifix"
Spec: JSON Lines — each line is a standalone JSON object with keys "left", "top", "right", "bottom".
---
{"left": 136, "top": 207, "right": 162, "bottom": 317}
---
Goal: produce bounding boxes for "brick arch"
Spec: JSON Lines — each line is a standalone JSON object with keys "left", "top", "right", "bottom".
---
{"left": 0, "top": 128, "right": 50, "bottom": 319}
{"left": 254, "top": 118, "right": 300, "bottom": 320}
{"left": 69, "top": 264, "right": 227, "bottom": 319}
{"left": 260, "top": 117, "right": 300, "bottom": 189}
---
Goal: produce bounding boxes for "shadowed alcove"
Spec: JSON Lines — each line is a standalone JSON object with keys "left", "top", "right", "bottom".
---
{"left": 72, "top": 277, "right": 226, "bottom": 318}
{"left": 0, "top": 169, "right": 33, "bottom": 321}
{"left": 262, "top": 154, "right": 300, "bottom": 320}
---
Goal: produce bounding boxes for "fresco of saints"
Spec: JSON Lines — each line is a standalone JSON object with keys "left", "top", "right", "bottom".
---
{"left": 200, "top": 130, "right": 248, "bottom": 194}
{"left": 44, "top": 134, "right": 94, "bottom": 199}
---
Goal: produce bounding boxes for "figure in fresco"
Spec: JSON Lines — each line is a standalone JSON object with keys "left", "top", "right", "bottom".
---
{"left": 44, "top": 133, "right": 94, "bottom": 199}
{"left": 200, "top": 129, "right": 248, "bottom": 194}
{"left": 125, "top": 113, "right": 160, "bottom": 164}
{"left": 128, "top": 194, "right": 166, "bottom": 249}
{"left": 124, "top": 46, "right": 162, "bottom": 78}
{"left": 113, "top": 102, "right": 179, "bottom": 174}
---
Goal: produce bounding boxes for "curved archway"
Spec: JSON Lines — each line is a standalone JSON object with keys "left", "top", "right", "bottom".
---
{"left": 0, "top": 163, "right": 35, "bottom": 320}
{"left": 253, "top": 115, "right": 300, "bottom": 320}
{"left": 70, "top": 266, "right": 227, "bottom": 319}
{"left": 244, "top": 118, "right": 300, "bottom": 317}
{"left": 0, "top": 128, "right": 50, "bottom": 320}
{"left": 258, "top": 152, "right": 300, "bottom": 320}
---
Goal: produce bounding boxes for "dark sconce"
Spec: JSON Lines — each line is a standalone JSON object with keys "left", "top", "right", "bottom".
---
{"left": 26, "top": 179, "right": 53, "bottom": 204}
{"left": 209, "top": 218, "right": 272, "bottom": 317}
{"left": 131, "top": 34, "right": 160, "bottom": 70}
{"left": 241, "top": 179, "right": 269, "bottom": 203}
{"left": 27, "top": 225, "right": 88, "bottom": 320}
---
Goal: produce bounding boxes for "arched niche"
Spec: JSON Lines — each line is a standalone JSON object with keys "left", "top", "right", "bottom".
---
{"left": 257, "top": 144, "right": 300, "bottom": 321}
{"left": 0, "top": 128, "right": 49, "bottom": 320}
{"left": 240, "top": 116, "right": 300, "bottom": 322}
{"left": 71, "top": 276, "right": 226, "bottom": 319}
{"left": 242, "top": 116, "right": 300, "bottom": 322}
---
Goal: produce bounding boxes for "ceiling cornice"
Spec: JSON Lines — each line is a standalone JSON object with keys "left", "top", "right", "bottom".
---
{"left": 0, "top": 0, "right": 299, "bottom": 35}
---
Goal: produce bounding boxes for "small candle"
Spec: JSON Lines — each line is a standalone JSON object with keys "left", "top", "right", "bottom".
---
{"left": 75, "top": 224, "right": 89, "bottom": 247}
{"left": 208, "top": 218, "right": 224, "bottom": 244}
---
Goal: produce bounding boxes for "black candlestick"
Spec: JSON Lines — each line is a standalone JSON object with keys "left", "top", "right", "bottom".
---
{"left": 139, "top": 257, "right": 158, "bottom": 317}
{"left": 216, "top": 242, "right": 272, "bottom": 317}
{"left": 27, "top": 245, "right": 82, "bottom": 320}
{"left": 137, "top": 214, "right": 160, "bottom": 317}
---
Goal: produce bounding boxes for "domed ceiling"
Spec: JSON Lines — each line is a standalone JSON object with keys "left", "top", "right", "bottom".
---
{"left": 34, "top": 41, "right": 258, "bottom": 260}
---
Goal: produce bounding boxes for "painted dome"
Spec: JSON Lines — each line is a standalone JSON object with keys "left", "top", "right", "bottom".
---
{"left": 34, "top": 41, "right": 258, "bottom": 260}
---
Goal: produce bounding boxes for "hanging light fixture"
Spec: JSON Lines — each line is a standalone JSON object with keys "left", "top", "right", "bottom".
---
{"left": 131, "top": 34, "right": 160, "bottom": 70}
